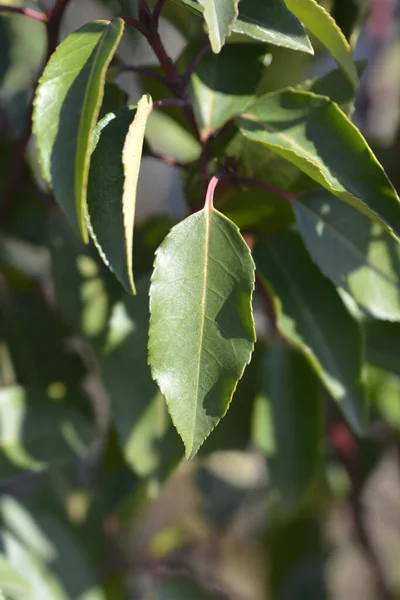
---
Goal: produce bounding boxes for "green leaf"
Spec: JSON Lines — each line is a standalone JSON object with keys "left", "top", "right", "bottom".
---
{"left": 0, "top": 385, "right": 93, "bottom": 479}
{"left": 254, "top": 341, "right": 322, "bottom": 510}
{"left": 190, "top": 44, "right": 265, "bottom": 136}
{"left": 199, "top": 0, "right": 239, "bottom": 53}
{"left": 299, "top": 60, "right": 367, "bottom": 114}
{"left": 295, "top": 189, "right": 400, "bottom": 321}
{"left": 0, "top": 10, "right": 46, "bottom": 137}
{"left": 365, "top": 320, "right": 400, "bottom": 429}
{"left": 148, "top": 207, "right": 256, "bottom": 458}
{"left": 190, "top": 43, "right": 267, "bottom": 135}
{"left": 0, "top": 498, "right": 105, "bottom": 600}
{"left": 88, "top": 96, "right": 152, "bottom": 295}
{"left": 48, "top": 215, "right": 183, "bottom": 481}
{"left": 33, "top": 19, "right": 124, "bottom": 242}
{"left": 0, "top": 553, "right": 29, "bottom": 596}
{"left": 255, "top": 231, "right": 367, "bottom": 433}
{"left": 284, "top": 0, "right": 358, "bottom": 86}
{"left": 238, "top": 89, "right": 400, "bottom": 241}
{"left": 182, "top": 0, "right": 313, "bottom": 54}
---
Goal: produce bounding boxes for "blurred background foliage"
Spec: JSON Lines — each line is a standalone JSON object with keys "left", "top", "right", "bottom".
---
{"left": 1, "top": 0, "right": 400, "bottom": 599}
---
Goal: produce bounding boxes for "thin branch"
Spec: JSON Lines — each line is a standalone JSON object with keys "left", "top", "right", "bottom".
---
{"left": 182, "top": 41, "right": 211, "bottom": 86}
{"left": 118, "top": 63, "right": 173, "bottom": 90}
{"left": 122, "top": 15, "right": 147, "bottom": 36}
{"left": 152, "top": 0, "right": 168, "bottom": 26}
{"left": 230, "top": 175, "right": 296, "bottom": 203}
{"left": 330, "top": 423, "right": 393, "bottom": 600}
{"left": 143, "top": 149, "right": 189, "bottom": 169}
{"left": 0, "top": 4, "right": 47, "bottom": 22}
{"left": 152, "top": 97, "right": 187, "bottom": 110}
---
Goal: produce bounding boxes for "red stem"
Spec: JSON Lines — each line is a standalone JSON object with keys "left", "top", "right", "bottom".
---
{"left": 0, "top": 4, "right": 47, "bottom": 21}
{"left": 122, "top": 15, "right": 147, "bottom": 36}
{"left": 182, "top": 42, "right": 211, "bottom": 86}
{"left": 152, "top": 0, "right": 168, "bottom": 25}
{"left": 204, "top": 175, "right": 221, "bottom": 211}
{"left": 119, "top": 63, "right": 174, "bottom": 91}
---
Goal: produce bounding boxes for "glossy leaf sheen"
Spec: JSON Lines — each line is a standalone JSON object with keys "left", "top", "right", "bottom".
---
{"left": 284, "top": 0, "right": 358, "bottom": 86}
{"left": 295, "top": 189, "right": 400, "bottom": 321}
{"left": 148, "top": 208, "right": 256, "bottom": 458}
{"left": 199, "top": 0, "right": 239, "bottom": 53}
{"left": 256, "top": 341, "right": 322, "bottom": 510}
{"left": 255, "top": 232, "right": 367, "bottom": 433}
{"left": 88, "top": 96, "right": 152, "bottom": 294}
{"left": 182, "top": 0, "right": 313, "bottom": 54}
{"left": 33, "top": 19, "right": 124, "bottom": 241}
{"left": 239, "top": 89, "right": 400, "bottom": 240}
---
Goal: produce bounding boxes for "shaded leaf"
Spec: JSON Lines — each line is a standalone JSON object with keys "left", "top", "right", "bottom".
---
{"left": 182, "top": 0, "right": 313, "bottom": 54}
{"left": 255, "top": 231, "right": 367, "bottom": 433}
{"left": 0, "top": 497, "right": 105, "bottom": 600}
{"left": 295, "top": 189, "right": 400, "bottom": 321}
{"left": 238, "top": 89, "right": 400, "bottom": 240}
{"left": 254, "top": 340, "right": 322, "bottom": 510}
{"left": 284, "top": 0, "right": 358, "bottom": 86}
{"left": 198, "top": 0, "right": 239, "bottom": 53}
{"left": 0, "top": 385, "right": 93, "bottom": 480}
{"left": 88, "top": 96, "right": 152, "bottom": 294}
{"left": 49, "top": 215, "right": 183, "bottom": 481}
{"left": 148, "top": 206, "right": 256, "bottom": 458}
{"left": 33, "top": 19, "right": 124, "bottom": 241}
{"left": 365, "top": 320, "right": 400, "bottom": 429}
{"left": 0, "top": 10, "right": 45, "bottom": 137}
{"left": 190, "top": 43, "right": 268, "bottom": 135}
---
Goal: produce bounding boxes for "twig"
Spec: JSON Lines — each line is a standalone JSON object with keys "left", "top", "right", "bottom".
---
{"left": 152, "top": 0, "right": 168, "bottom": 25}
{"left": 122, "top": 15, "right": 147, "bottom": 36}
{"left": 143, "top": 149, "right": 189, "bottom": 169}
{"left": 119, "top": 63, "right": 173, "bottom": 90}
{"left": 0, "top": 4, "right": 47, "bottom": 22}
{"left": 152, "top": 97, "right": 187, "bottom": 110}
{"left": 230, "top": 175, "right": 296, "bottom": 203}
{"left": 182, "top": 41, "right": 211, "bottom": 86}
{"left": 330, "top": 423, "right": 393, "bottom": 600}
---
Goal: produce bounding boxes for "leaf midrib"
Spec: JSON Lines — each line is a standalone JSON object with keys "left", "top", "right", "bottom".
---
{"left": 189, "top": 208, "right": 212, "bottom": 453}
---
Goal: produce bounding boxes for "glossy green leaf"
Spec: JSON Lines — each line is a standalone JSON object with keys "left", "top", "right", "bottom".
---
{"left": 284, "top": 0, "right": 358, "bottom": 86}
{"left": 182, "top": 0, "right": 313, "bottom": 54}
{"left": 33, "top": 19, "right": 124, "bottom": 241}
{"left": 148, "top": 207, "right": 256, "bottom": 458}
{"left": 295, "top": 189, "right": 400, "bottom": 321}
{"left": 255, "top": 341, "right": 322, "bottom": 510}
{"left": 198, "top": 0, "right": 239, "bottom": 53}
{"left": 0, "top": 385, "right": 93, "bottom": 479}
{"left": 0, "top": 553, "right": 29, "bottom": 596}
{"left": 190, "top": 43, "right": 268, "bottom": 135}
{"left": 88, "top": 96, "right": 152, "bottom": 295}
{"left": 238, "top": 89, "right": 400, "bottom": 240}
{"left": 255, "top": 231, "right": 367, "bottom": 433}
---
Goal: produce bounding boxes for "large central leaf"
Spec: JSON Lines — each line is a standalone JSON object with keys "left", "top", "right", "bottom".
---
{"left": 148, "top": 207, "right": 256, "bottom": 458}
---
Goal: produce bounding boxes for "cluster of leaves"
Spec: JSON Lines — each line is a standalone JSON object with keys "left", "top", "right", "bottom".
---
{"left": 1, "top": 0, "right": 400, "bottom": 598}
